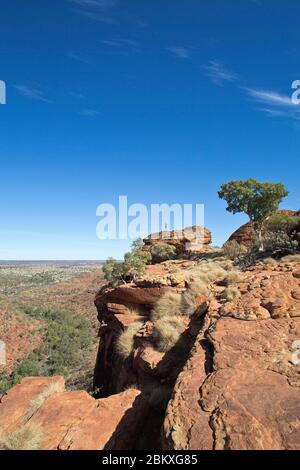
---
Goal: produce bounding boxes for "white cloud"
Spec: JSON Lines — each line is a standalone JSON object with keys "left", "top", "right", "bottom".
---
{"left": 245, "top": 88, "right": 295, "bottom": 107}
{"left": 78, "top": 109, "right": 100, "bottom": 116}
{"left": 245, "top": 87, "right": 300, "bottom": 121}
{"left": 69, "top": 0, "right": 118, "bottom": 23}
{"left": 204, "top": 60, "right": 239, "bottom": 86}
{"left": 167, "top": 46, "right": 190, "bottom": 59}
{"left": 14, "top": 85, "right": 52, "bottom": 103}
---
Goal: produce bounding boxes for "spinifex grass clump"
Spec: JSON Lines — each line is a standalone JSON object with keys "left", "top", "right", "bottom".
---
{"left": 0, "top": 424, "right": 43, "bottom": 451}
{"left": 116, "top": 321, "right": 144, "bottom": 359}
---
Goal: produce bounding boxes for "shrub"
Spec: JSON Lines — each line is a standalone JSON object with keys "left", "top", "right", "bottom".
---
{"left": 151, "top": 292, "right": 182, "bottom": 321}
{"left": 281, "top": 254, "right": 300, "bottom": 263}
{"left": 116, "top": 321, "right": 143, "bottom": 359}
{"left": 103, "top": 239, "right": 151, "bottom": 286}
{"left": 265, "top": 213, "right": 300, "bottom": 234}
{"left": 254, "top": 231, "right": 298, "bottom": 255}
{"left": 181, "top": 280, "right": 209, "bottom": 316}
{"left": 102, "top": 258, "right": 127, "bottom": 286}
{"left": 221, "top": 287, "right": 241, "bottom": 301}
{"left": 151, "top": 243, "right": 177, "bottom": 263}
{"left": 0, "top": 424, "right": 43, "bottom": 450}
{"left": 222, "top": 270, "right": 244, "bottom": 286}
{"left": 223, "top": 240, "right": 248, "bottom": 261}
{"left": 153, "top": 317, "right": 185, "bottom": 352}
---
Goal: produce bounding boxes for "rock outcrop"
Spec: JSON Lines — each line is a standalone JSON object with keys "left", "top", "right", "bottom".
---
{"left": 143, "top": 226, "right": 212, "bottom": 254}
{"left": 0, "top": 376, "right": 147, "bottom": 450}
{"left": 162, "top": 259, "right": 300, "bottom": 450}
{"left": 93, "top": 260, "right": 209, "bottom": 396}
{"left": 2, "top": 254, "right": 300, "bottom": 450}
{"left": 228, "top": 209, "right": 300, "bottom": 247}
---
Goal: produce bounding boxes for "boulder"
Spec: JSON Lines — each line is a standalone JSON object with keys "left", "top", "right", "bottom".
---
{"left": 0, "top": 377, "right": 147, "bottom": 450}
{"left": 143, "top": 226, "right": 212, "bottom": 254}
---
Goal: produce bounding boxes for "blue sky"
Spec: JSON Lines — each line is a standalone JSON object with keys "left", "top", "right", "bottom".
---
{"left": 0, "top": 0, "right": 299, "bottom": 260}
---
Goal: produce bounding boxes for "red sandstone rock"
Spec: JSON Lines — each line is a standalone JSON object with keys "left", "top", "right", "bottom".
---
{"left": 0, "top": 376, "right": 65, "bottom": 436}
{"left": 0, "top": 377, "right": 147, "bottom": 450}
{"left": 228, "top": 209, "right": 300, "bottom": 247}
{"left": 143, "top": 226, "right": 212, "bottom": 254}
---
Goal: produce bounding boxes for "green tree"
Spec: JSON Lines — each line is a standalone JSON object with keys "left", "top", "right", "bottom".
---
{"left": 218, "top": 179, "right": 288, "bottom": 249}
{"left": 102, "top": 239, "right": 151, "bottom": 285}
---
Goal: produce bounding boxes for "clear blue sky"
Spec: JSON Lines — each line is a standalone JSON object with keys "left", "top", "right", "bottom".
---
{"left": 0, "top": 0, "right": 299, "bottom": 260}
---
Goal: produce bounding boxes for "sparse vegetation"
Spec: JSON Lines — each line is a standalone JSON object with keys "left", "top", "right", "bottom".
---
{"left": 262, "top": 257, "right": 278, "bottom": 265}
{"left": 103, "top": 239, "right": 151, "bottom": 286}
{"left": 0, "top": 307, "right": 93, "bottom": 394}
{"left": 254, "top": 231, "right": 298, "bottom": 255}
{"left": 281, "top": 254, "right": 300, "bottom": 263}
{"left": 0, "top": 424, "right": 43, "bottom": 450}
{"left": 25, "top": 382, "right": 63, "bottom": 420}
{"left": 116, "top": 321, "right": 143, "bottom": 359}
{"left": 150, "top": 243, "right": 177, "bottom": 263}
{"left": 151, "top": 292, "right": 182, "bottom": 321}
{"left": 222, "top": 270, "right": 244, "bottom": 286}
{"left": 223, "top": 240, "right": 248, "bottom": 261}
{"left": 221, "top": 286, "right": 241, "bottom": 301}
{"left": 181, "top": 280, "right": 208, "bottom": 316}
{"left": 153, "top": 317, "right": 185, "bottom": 352}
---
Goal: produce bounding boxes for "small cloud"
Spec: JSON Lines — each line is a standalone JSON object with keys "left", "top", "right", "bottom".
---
{"left": 14, "top": 85, "right": 52, "bottom": 103}
{"left": 167, "top": 46, "right": 190, "bottom": 59}
{"left": 69, "top": 0, "right": 118, "bottom": 23}
{"left": 245, "top": 87, "right": 295, "bottom": 107}
{"left": 78, "top": 109, "right": 100, "bottom": 116}
{"left": 100, "top": 37, "right": 140, "bottom": 54}
{"left": 67, "top": 51, "right": 92, "bottom": 64}
{"left": 204, "top": 60, "right": 239, "bottom": 86}
{"left": 70, "top": 0, "right": 116, "bottom": 7}
{"left": 245, "top": 87, "right": 300, "bottom": 121}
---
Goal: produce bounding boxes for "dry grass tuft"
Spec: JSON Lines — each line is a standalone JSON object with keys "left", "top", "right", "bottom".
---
{"left": 151, "top": 292, "right": 182, "bottom": 321}
{"left": 262, "top": 257, "right": 278, "bottom": 265}
{"left": 0, "top": 424, "right": 43, "bottom": 450}
{"left": 181, "top": 280, "right": 208, "bottom": 316}
{"left": 222, "top": 270, "right": 244, "bottom": 286}
{"left": 221, "top": 287, "right": 241, "bottom": 301}
{"left": 25, "top": 382, "right": 63, "bottom": 421}
{"left": 116, "top": 321, "right": 143, "bottom": 359}
{"left": 153, "top": 317, "right": 185, "bottom": 352}
{"left": 281, "top": 254, "right": 300, "bottom": 263}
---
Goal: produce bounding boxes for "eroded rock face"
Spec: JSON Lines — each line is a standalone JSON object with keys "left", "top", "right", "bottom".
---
{"left": 228, "top": 209, "right": 300, "bottom": 247}
{"left": 0, "top": 377, "right": 147, "bottom": 450}
{"left": 143, "top": 226, "right": 212, "bottom": 254}
{"left": 163, "top": 261, "right": 300, "bottom": 450}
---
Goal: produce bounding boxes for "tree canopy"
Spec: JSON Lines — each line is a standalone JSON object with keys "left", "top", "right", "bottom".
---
{"left": 218, "top": 179, "right": 288, "bottom": 226}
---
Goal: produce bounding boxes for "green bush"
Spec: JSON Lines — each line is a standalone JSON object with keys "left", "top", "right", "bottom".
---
{"left": 102, "top": 238, "right": 151, "bottom": 286}
{"left": 254, "top": 231, "right": 298, "bottom": 255}
{"left": 150, "top": 243, "right": 177, "bottom": 263}
{"left": 265, "top": 213, "right": 300, "bottom": 234}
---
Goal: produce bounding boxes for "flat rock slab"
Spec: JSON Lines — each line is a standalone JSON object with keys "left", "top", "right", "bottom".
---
{"left": 0, "top": 377, "right": 146, "bottom": 450}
